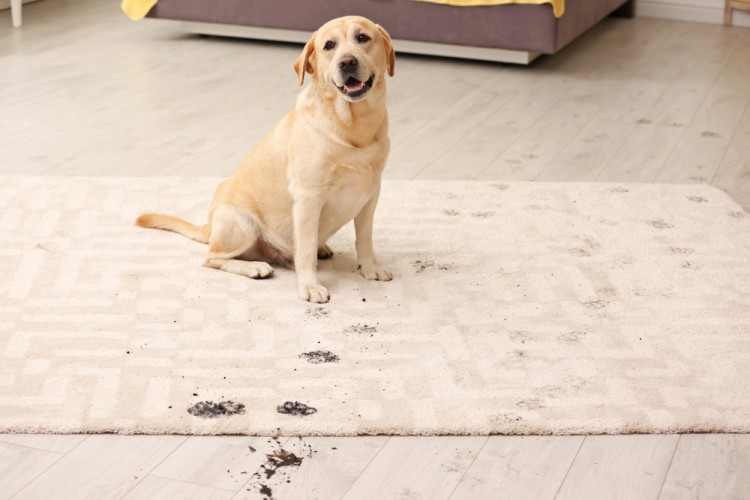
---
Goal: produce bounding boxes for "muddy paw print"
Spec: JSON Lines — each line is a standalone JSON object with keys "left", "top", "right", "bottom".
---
{"left": 687, "top": 196, "right": 707, "bottom": 203}
{"left": 277, "top": 401, "right": 317, "bottom": 416}
{"left": 188, "top": 400, "right": 246, "bottom": 419}
{"left": 647, "top": 219, "right": 674, "bottom": 229}
{"left": 305, "top": 307, "right": 330, "bottom": 318}
{"left": 299, "top": 351, "right": 340, "bottom": 364}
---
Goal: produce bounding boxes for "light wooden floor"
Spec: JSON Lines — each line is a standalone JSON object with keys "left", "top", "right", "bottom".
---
{"left": 2, "top": 1, "right": 750, "bottom": 499}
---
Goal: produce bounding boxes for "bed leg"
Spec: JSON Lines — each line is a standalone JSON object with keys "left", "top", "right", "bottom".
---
{"left": 611, "top": 0, "right": 636, "bottom": 18}
{"left": 11, "top": 0, "right": 22, "bottom": 27}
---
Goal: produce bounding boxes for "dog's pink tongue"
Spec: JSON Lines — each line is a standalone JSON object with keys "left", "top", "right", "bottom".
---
{"left": 344, "top": 78, "right": 364, "bottom": 92}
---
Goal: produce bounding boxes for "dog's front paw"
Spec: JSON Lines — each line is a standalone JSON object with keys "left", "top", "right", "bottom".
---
{"left": 359, "top": 264, "right": 393, "bottom": 281}
{"left": 299, "top": 283, "right": 330, "bottom": 303}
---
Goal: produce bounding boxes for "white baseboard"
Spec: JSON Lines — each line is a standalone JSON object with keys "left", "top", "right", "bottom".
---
{"left": 637, "top": 0, "right": 750, "bottom": 27}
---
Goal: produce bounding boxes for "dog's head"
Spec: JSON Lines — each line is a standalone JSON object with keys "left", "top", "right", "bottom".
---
{"left": 293, "top": 16, "right": 395, "bottom": 102}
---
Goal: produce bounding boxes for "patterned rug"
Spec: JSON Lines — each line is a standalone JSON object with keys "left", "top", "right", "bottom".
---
{"left": 1, "top": 177, "right": 749, "bottom": 435}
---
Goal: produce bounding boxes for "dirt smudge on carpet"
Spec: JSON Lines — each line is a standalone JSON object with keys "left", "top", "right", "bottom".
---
{"left": 299, "top": 350, "right": 340, "bottom": 364}
{"left": 413, "top": 259, "right": 455, "bottom": 273}
{"left": 187, "top": 400, "right": 245, "bottom": 419}
{"left": 277, "top": 401, "right": 317, "bottom": 416}
{"left": 305, "top": 307, "right": 330, "bottom": 318}
{"left": 344, "top": 323, "right": 377, "bottom": 335}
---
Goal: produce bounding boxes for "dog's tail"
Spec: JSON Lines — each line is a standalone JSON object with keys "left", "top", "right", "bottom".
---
{"left": 135, "top": 213, "right": 210, "bottom": 244}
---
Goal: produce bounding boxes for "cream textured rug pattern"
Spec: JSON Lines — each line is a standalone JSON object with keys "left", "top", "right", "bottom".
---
{"left": 1, "top": 177, "right": 749, "bottom": 435}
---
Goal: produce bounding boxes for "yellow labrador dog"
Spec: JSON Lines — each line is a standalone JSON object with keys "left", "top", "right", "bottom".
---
{"left": 136, "top": 16, "right": 395, "bottom": 303}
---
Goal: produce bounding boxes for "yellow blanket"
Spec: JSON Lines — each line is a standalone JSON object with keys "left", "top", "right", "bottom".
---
{"left": 413, "top": 0, "right": 564, "bottom": 18}
{"left": 121, "top": 0, "right": 157, "bottom": 21}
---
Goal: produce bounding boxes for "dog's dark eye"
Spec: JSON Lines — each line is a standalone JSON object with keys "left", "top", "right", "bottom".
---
{"left": 357, "top": 34, "right": 371, "bottom": 43}
{"left": 323, "top": 40, "right": 336, "bottom": 51}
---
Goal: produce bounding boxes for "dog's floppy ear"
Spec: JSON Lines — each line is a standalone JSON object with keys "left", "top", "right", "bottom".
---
{"left": 377, "top": 25, "right": 396, "bottom": 77}
{"left": 293, "top": 30, "right": 317, "bottom": 86}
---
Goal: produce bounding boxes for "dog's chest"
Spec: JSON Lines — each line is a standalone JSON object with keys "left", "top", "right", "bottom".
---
{"left": 319, "top": 158, "right": 381, "bottom": 234}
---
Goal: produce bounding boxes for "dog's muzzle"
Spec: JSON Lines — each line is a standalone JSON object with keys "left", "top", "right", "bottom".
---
{"left": 337, "top": 74, "right": 375, "bottom": 100}
{"left": 336, "top": 54, "right": 374, "bottom": 101}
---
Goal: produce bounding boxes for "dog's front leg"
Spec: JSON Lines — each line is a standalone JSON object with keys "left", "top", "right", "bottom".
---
{"left": 293, "top": 193, "right": 329, "bottom": 303}
{"left": 355, "top": 187, "right": 393, "bottom": 281}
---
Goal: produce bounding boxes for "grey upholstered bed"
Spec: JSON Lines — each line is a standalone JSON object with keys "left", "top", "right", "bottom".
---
{"left": 147, "top": 0, "right": 636, "bottom": 64}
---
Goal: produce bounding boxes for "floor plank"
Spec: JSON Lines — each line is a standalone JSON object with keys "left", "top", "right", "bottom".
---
{"left": 151, "top": 436, "right": 284, "bottom": 491}
{"left": 712, "top": 94, "right": 750, "bottom": 211}
{"left": 538, "top": 20, "right": 691, "bottom": 182}
{"left": 390, "top": 68, "right": 537, "bottom": 171}
{"left": 0, "top": 433, "right": 86, "bottom": 454}
{"left": 659, "top": 434, "right": 750, "bottom": 500}
{"left": 123, "top": 475, "right": 234, "bottom": 500}
{"left": 595, "top": 23, "right": 733, "bottom": 183}
{"left": 449, "top": 435, "right": 584, "bottom": 500}
{"left": 482, "top": 19, "right": 673, "bottom": 182}
{"left": 0, "top": 442, "right": 62, "bottom": 499}
{"left": 466, "top": 19, "right": 671, "bottom": 182}
{"left": 427, "top": 24, "right": 620, "bottom": 181}
{"left": 239, "top": 436, "right": 389, "bottom": 500}
{"left": 555, "top": 435, "right": 679, "bottom": 500}
{"left": 341, "top": 436, "right": 487, "bottom": 500}
{"left": 11, "top": 435, "right": 187, "bottom": 500}
{"left": 655, "top": 46, "right": 750, "bottom": 184}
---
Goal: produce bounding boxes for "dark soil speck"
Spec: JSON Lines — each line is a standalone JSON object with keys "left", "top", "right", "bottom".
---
{"left": 259, "top": 484, "right": 272, "bottom": 497}
{"left": 261, "top": 449, "right": 303, "bottom": 479}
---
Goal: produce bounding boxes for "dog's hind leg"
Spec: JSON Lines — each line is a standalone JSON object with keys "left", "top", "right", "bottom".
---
{"left": 203, "top": 205, "right": 273, "bottom": 279}
{"left": 317, "top": 244, "right": 334, "bottom": 260}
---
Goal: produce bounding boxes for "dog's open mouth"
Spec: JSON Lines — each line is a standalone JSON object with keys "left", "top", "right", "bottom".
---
{"left": 337, "top": 75, "right": 375, "bottom": 99}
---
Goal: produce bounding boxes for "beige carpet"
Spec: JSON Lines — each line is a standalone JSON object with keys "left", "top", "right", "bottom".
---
{"left": 1, "top": 176, "right": 749, "bottom": 436}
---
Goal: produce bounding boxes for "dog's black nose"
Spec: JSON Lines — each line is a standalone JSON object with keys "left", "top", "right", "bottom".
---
{"left": 339, "top": 55, "right": 358, "bottom": 71}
